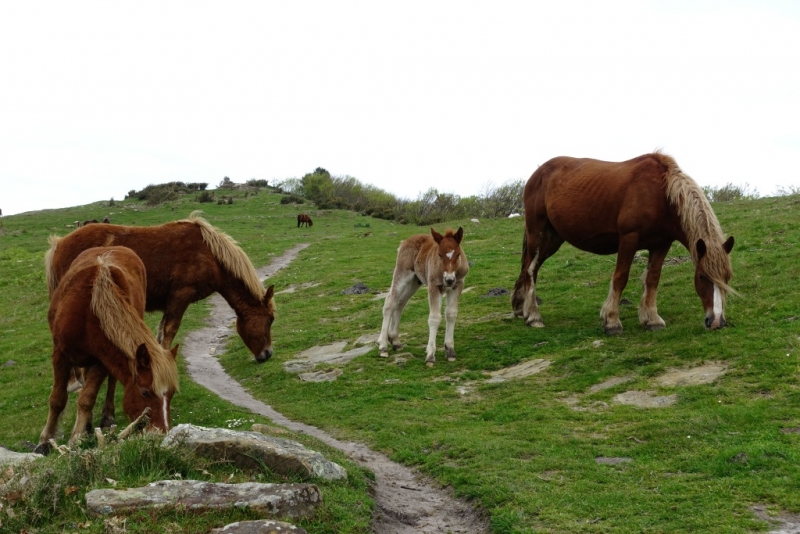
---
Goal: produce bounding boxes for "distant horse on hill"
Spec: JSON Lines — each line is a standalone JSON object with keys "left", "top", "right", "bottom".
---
{"left": 35, "top": 246, "right": 179, "bottom": 454}
{"left": 378, "top": 227, "right": 469, "bottom": 366}
{"left": 512, "top": 152, "right": 735, "bottom": 334}
{"left": 297, "top": 214, "right": 313, "bottom": 227}
{"left": 46, "top": 211, "right": 275, "bottom": 426}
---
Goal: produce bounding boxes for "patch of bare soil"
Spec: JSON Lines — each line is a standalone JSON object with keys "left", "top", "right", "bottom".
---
{"left": 182, "top": 243, "right": 488, "bottom": 534}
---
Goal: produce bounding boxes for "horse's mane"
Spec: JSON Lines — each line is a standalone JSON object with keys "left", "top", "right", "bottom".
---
{"left": 181, "top": 211, "right": 267, "bottom": 299}
{"left": 91, "top": 252, "right": 179, "bottom": 395}
{"left": 45, "top": 234, "right": 62, "bottom": 295}
{"left": 657, "top": 152, "right": 735, "bottom": 295}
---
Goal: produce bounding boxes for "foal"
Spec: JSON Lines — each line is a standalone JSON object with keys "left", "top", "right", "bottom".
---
{"left": 378, "top": 227, "right": 468, "bottom": 366}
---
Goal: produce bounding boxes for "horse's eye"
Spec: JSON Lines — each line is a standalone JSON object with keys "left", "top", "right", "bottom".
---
{"left": 140, "top": 388, "right": 151, "bottom": 398}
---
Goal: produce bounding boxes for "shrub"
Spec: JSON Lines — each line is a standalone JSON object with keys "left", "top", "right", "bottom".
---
{"left": 702, "top": 183, "right": 759, "bottom": 202}
{"left": 280, "top": 194, "right": 305, "bottom": 205}
{"left": 197, "top": 191, "right": 215, "bottom": 203}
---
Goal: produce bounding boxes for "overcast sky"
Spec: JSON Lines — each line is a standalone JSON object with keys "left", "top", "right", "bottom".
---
{"left": 1, "top": 1, "right": 799, "bottom": 216}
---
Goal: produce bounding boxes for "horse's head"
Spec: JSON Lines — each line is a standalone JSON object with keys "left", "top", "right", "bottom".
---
{"left": 123, "top": 344, "right": 179, "bottom": 433}
{"left": 431, "top": 227, "right": 465, "bottom": 289}
{"left": 236, "top": 284, "right": 276, "bottom": 363}
{"left": 694, "top": 236, "right": 735, "bottom": 330}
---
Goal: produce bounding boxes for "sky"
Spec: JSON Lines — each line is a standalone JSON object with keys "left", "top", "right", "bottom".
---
{"left": 1, "top": 1, "right": 799, "bottom": 216}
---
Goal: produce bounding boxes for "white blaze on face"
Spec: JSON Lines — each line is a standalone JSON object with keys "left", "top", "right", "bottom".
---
{"left": 713, "top": 285, "right": 723, "bottom": 317}
{"left": 446, "top": 250, "right": 454, "bottom": 259}
{"left": 161, "top": 393, "right": 169, "bottom": 430}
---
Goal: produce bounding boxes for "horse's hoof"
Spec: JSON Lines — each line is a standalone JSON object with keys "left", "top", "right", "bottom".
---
{"left": 526, "top": 320, "right": 545, "bottom": 328}
{"left": 392, "top": 343, "right": 402, "bottom": 351}
{"left": 447, "top": 356, "right": 456, "bottom": 362}
{"left": 379, "top": 351, "right": 389, "bottom": 358}
{"left": 603, "top": 325, "right": 623, "bottom": 335}
{"left": 426, "top": 361, "right": 435, "bottom": 368}
{"left": 100, "top": 416, "right": 116, "bottom": 429}
{"left": 644, "top": 323, "right": 665, "bottom": 331}
{"left": 33, "top": 442, "right": 51, "bottom": 456}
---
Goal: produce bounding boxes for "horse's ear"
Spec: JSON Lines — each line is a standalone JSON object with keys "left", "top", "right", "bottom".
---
{"left": 264, "top": 284, "right": 275, "bottom": 303}
{"left": 723, "top": 236, "right": 734, "bottom": 254}
{"left": 696, "top": 239, "right": 707, "bottom": 260}
{"left": 431, "top": 228, "right": 444, "bottom": 243}
{"left": 170, "top": 344, "right": 179, "bottom": 360}
{"left": 454, "top": 227, "right": 464, "bottom": 244}
{"left": 135, "top": 343, "right": 152, "bottom": 369}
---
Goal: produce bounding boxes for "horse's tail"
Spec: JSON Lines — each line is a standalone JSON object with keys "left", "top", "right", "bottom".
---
{"left": 44, "top": 234, "right": 62, "bottom": 296}
{"left": 91, "top": 253, "right": 179, "bottom": 395}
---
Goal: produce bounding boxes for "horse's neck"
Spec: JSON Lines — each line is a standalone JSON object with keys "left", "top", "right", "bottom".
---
{"left": 217, "top": 276, "right": 260, "bottom": 312}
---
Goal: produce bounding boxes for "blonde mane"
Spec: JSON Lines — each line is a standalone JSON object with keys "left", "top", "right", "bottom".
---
{"left": 659, "top": 153, "right": 735, "bottom": 295}
{"left": 91, "top": 253, "right": 179, "bottom": 395}
{"left": 180, "top": 211, "right": 266, "bottom": 299}
{"left": 45, "top": 234, "right": 62, "bottom": 295}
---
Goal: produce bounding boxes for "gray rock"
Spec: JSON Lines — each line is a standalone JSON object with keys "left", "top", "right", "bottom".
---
{"left": 613, "top": 390, "right": 677, "bottom": 408}
{"left": 0, "top": 446, "right": 42, "bottom": 467}
{"left": 284, "top": 342, "right": 373, "bottom": 373}
{"left": 299, "top": 368, "right": 343, "bottom": 382}
{"left": 85, "top": 480, "right": 320, "bottom": 519}
{"left": 596, "top": 457, "right": 634, "bottom": 465}
{"left": 1, "top": 360, "right": 16, "bottom": 368}
{"left": 163, "top": 424, "right": 347, "bottom": 481}
{"left": 212, "top": 519, "right": 308, "bottom": 533}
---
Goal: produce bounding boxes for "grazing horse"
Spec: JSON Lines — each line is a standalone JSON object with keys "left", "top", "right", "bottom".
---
{"left": 45, "top": 211, "right": 275, "bottom": 426}
{"left": 36, "top": 246, "right": 179, "bottom": 454}
{"left": 378, "top": 227, "right": 468, "bottom": 366}
{"left": 512, "top": 152, "right": 735, "bottom": 334}
{"left": 297, "top": 214, "right": 313, "bottom": 227}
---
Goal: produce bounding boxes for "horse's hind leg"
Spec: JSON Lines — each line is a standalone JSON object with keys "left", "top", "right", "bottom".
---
{"left": 638, "top": 246, "right": 669, "bottom": 330}
{"left": 378, "top": 272, "right": 419, "bottom": 357}
{"left": 99, "top": 376, "right": 117, "bottom": 428}
{"left": 35, "top": 349, "right": 71, "bottom": 454}
{"left": 443, "top": 285, "right": 463, "bottom": 362}
{"left": 69, "top": 364, "right": 108, "bottom": 446}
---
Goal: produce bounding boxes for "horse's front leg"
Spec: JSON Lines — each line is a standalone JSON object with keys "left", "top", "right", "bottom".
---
{"left": 425, "top": 287, "right": 443, "bottom": 366}
{"left": 69, "top": 364, "right": 108, "bottom": 446}
{"left": 35, "top": 349, "right": 71, "bottom": 455}
{"left": 443, "top": 285, "right": 462, "bottom": 362}
{"left": 600, "top": 237, "right": 637, "bottom": 334}
{"left": 639, "top": 246, "right": 669, "bottom": 330}
{"left": 99, "top": 375, "right": 118, "bottom": 428}
{"left": 159, "top": 297, "right": 191, "bottom": 349}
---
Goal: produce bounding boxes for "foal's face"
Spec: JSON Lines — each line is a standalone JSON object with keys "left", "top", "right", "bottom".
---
{"left": 123, "top": 369, "right": 175, "bottom": 433}
{"left": 236, "top": 284, "right": 276, "bottom": 363}
{"left": 431, "top": 227, "right": 465, "bottom": 289}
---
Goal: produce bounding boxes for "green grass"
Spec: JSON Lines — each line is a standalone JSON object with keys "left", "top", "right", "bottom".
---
{"left": 2, "top": 190, "right": 799, "bottom": 533}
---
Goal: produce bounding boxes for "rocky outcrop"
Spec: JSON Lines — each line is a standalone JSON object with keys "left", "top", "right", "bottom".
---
{"left": 162, "top": 424, "right": 347, "bottom": 481}
{"left": 0, "top": 447, "right": 42, "bottom": 467}
{"left": 211, "top": 519, "right": 309, "bottom": 533}
{"left": 85, "top": 480, "right": 321, "bottom": 518}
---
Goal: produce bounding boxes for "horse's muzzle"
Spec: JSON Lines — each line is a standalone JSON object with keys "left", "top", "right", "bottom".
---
{"left": 255, "top": 348, "right": 273, "bottom": 363}
{"left": 705, "top": 315, "right": 726, "bottom": 330}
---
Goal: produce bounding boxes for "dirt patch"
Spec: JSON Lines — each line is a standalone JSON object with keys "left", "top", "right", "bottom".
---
{"left": 613, "top": 391, "right": 678, "bottom": 408}
{"left": 182, "top": 243, "right": 488, "bottom": 533}
{"left": 655, "top": 362, "right": 727, "bottom": 387}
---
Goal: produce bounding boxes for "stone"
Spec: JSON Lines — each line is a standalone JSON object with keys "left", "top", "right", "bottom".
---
{"left": 588, "top": 376, "right": 635, "bottom": 394}
{"left": 163, "top": 424, "right": 347, "bottom": 481}
{"left": 85, "top": 480, "right": 320, "bottom": 519}
{"left": 299, "top": 368, "right": 343, "bottom": 382}
{"left": 212, "top": 519, "right": 308, "bottom": 533}
{"left": 613, "top": 390, "right": 677, "bottom": 408}
{"left": 0, "top": 446, "right": 42, "bottom": 467}
{"left": 655, "top": 362, "right": 727, "bottom": 387}
{"left": 596, "top": 457, "right": 633, "bottom": 465}
{"left": 284, "top": 343, "right": 373, "bottom": 373}
{"left": 486, "top": 359, "right": 551, "bottom": 383}
{"left": 342, "top": 283, "right": 369, "bottom": 295}
{"left": 354, "top": 333, "right": 379, "bottom": 345}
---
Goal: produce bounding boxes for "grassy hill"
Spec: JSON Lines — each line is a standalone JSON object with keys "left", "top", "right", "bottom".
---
{"left": 1, "top": 189, "right": 798, "bottom": 533}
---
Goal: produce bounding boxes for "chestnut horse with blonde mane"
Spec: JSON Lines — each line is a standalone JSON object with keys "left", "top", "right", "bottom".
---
{"left": 512, "top": 152, "right": 735, "bottom": 334}
{"left": 36, "top": 247, "right": 179, "bottom": 454}
{"left": 378, "top": 227, "right": 469, "bottom": 366}
{"left": 45, "top": 211, "right": 275, "bottom": 426}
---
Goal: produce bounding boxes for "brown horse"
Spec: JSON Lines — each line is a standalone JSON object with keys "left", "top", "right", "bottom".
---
{"left": 297, "top": 214, "right": 313, "bottom": 227}
{"left": 36, "top": 246, "right": 179, "bottom": 454}
{"left": 512, "top": 152, "right": 735, "bottom": 334}
{"left": 378, "top": 227, "right": 469, "bottom": 366}
{"left": 46, "top": 211, "right": 275, "bottom": 426}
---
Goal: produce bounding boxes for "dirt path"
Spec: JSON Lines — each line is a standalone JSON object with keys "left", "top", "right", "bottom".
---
{"left": 182, "top": 243, "right": 488, "bottom": 534}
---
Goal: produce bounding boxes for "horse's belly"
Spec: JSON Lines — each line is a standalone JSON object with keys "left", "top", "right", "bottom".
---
{"left": 566, "top": 232, "right": 620, "bottom": 255}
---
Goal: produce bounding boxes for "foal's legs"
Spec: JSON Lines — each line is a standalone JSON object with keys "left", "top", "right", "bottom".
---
{"left": 100, "top": 376, "right": 118, "bottom": 428}
{"left": 69, "top": 364, "right": 108, "bottom": 446}
{"left": 638, "top": 246, "right": 669, "bottom": 330}
{"left": 35, "top": 348, "right": 71, "bottom": 454}
{"left": 425, "top": 286, "right": 444, "bottom": 366}
{"left": 443, "top": 285, "right": 463, "bottom": 362}
{"left": 378, "top": 270, "right": 420, "bottom": 357}
{"left": 600, "top": 235, "right": 639, "bottom": 334}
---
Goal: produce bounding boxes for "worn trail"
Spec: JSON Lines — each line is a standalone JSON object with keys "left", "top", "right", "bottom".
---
{"left": 182, "top": 243, "right": 488, "bottom": 534}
